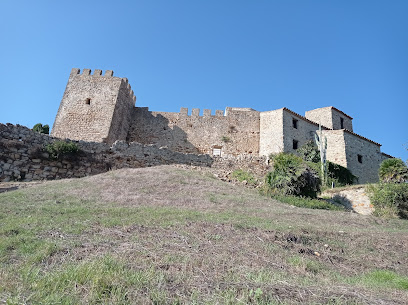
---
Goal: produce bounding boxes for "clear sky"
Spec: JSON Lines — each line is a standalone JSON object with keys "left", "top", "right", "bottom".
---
{"left": 1, "top": 0, "right": 407, "bottom": 161}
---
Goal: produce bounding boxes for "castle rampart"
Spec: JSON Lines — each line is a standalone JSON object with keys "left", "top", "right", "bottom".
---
{"left": 49, "top": 68, "right": 392, "bottom": 183}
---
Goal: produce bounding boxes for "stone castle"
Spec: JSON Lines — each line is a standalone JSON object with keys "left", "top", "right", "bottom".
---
{"left": 51, "top": 68, "right": 391, "bottom": 183}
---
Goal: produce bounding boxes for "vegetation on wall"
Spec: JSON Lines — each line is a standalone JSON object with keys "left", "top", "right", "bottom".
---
{"left": 221, "top": 136, "right": 231, "bottom": 143}
{"left": 45, "top": 141, "right": 79, "bottom": 160}
{"left": 33, "top": 123, "right": 50, "bottom": 134}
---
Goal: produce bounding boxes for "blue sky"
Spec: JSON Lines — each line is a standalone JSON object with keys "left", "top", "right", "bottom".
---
{"left": 1, "top": 0, "right": 407, "bottom": 161}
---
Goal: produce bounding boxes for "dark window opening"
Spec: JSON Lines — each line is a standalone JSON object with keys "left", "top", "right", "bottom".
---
{"left": 340, "top": 117, "right": 344, "bottom": 129}
{"left": 293, "top": 140, "right": 298, "bottom": 150}
{"left": 85, "top": 98, "right": 91, "bottom": 105}
{"left": 292, "top": 118, "right": 298, "bottom": 129}
{"left": 358, "top": 154, "right": 363, "bottom": 163}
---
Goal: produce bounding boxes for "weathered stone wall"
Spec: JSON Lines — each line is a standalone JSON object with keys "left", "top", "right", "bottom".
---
{"left": 51, "top": 68, "right": 135, "bottom": 144}
{"left": 321, "top": 129, "right": 383, "bottom": 184}
{"left": 0, "top": 124, "right": 213, "bottom": 182}
{"left": 259, "top": 109, "right": 284, "bottom": 156}
{"left": 322, "top": 129, "right": 348, "bottom": 168}
{"left": 282, "top": 109, "right": 320, "bottom": 153}
{"left": 343, "top": 131, "right": 382, "bottom": 184}
{"left": 305, "top": 106, "right": 353, "bottom": 131}
{"left": 127, "top": 107, "right": 260, "bottom": 156}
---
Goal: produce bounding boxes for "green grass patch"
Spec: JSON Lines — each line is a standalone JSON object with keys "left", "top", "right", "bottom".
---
{"left": 272, "top": 195, "right": 345, "bottom": 211}
{"left": 231, "top": 169, "right": 257, "bottom": 185}
{"left": 348, "top": 270, "right": 408, "bottom": 290}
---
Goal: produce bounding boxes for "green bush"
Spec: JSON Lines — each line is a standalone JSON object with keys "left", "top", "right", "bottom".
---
{"left": 33, "top": 123, "right": 50, "bottom": 134}
{"left": 297, "top": 141, "right": 355, "bottom": 187}
{"left": 297, "top": 140, "right": 320, "bottom": 163}
{"left": 265, "top": 153, "right": 320, "bottom": 198}
{"left": 327, "top": 161, "right": 356, "bottom": 186}
{"left": 46, "top": 141, "right": 79, "bottom": 160}
{"left": 231, "top": 169, "right": 257, "bottom": 185}
{"left": 379, "top": 158, "right": 408, "bottom": 183}
{"left": 366, "top": 183, "right": 408, "bottom": 219}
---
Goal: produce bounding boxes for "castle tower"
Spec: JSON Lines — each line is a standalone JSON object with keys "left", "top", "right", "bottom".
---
{"left": 51, "top": 68, "right": 136, "bottom": 143}
{"left": 305, "top": 106, "right": 353, "bottom": 131}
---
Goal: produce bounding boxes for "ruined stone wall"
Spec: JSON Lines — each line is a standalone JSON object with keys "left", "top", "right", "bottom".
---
{"left": 51, "top": 68, "right": 135, "bottom": 144}
{"left": 259, "top": 109, "right": 284, "bottom": 156}
{"left": 0, "top": 124, "right": 212, "bottom": 182}
{"left": 305, "top": 107, "right": 353, "bottom": 131}
{"left": 282, "top": 109, "right": 320, "bottom": 153}
{"left": 127, "top": 107, "right": 260, "bottom": 156}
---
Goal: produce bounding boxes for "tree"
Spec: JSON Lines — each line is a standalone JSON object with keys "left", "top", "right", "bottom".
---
{"left": 33, "top": 123, "right": 50, "bottom": 134}
{"left": 379, "top": 158, "right": 408, "bottom": 183}
{"left": 265, "top": 153, "right": 320, "bottom": 198}
{"left": 297, "top": 140, "right": 320, "bottom": 163}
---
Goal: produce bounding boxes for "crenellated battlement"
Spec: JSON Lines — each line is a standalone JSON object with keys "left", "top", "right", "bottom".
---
{"left": 179, "top": 107, "right": 224, "bottom": 117}
{"left": 70, "top": 68, "right": 115, "bottom": 77}
{"left": 121, "top": 77, "right": 136, "bottom": 103}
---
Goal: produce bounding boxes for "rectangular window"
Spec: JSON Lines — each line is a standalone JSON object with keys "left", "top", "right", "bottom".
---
{"left": 358, "top": 154, "right": 363, "bottom": 163}
{"left": 293, "top": 140, "right": 298, "bottom": 150}
{"left": 212, "top": 148, "right": 222, "bottom": 156}
{"left": 340, "top": 118, "right": 344, "bottom": 129}
{"left": 292, "top": 118, "right": 298, "bottom": 129}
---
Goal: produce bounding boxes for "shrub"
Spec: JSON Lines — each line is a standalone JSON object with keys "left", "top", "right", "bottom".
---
{"left": 298, "top": 141, "right": 355, "bottom": 187}
{"left": 46, "top": 141, "right": 79, "bottom": 160}
{"left": 379, "top": 158, "right": 408, "bottom": 183}
{"left": 221, "top": 136, "right": 231, "bottom": 143}
{"left": 33, "top": 123, "right": 50, "bottom": 134}
{"left": 231, "top": 169, "right": 257, "bottom": 185}
{"left": 297, "top": 140, "right": 320, "bottom": 163}
{"left": 366, "top": 183, "right": 408, "bottom": 219}
{"left": 327, "top": 161, "right": 356, "bottom": 187}
{"left": 265, "top": 153, "right": 320, "bottom": 198}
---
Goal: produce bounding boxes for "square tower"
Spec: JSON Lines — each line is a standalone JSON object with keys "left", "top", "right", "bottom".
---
{"left": 305, "top": 106, "right": 353, "bottom": 131}
{"left": 51, "top": 68, "right": 136, "bottom": 143}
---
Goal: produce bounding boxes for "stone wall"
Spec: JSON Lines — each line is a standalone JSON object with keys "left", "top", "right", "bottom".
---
{"left": 0, "top": 124, "right": 213, "bottom": 182}
{"left": 127, "top": 107, "right": 260, "bottom": 156}
{"left": 305, "top": 106, "right": 353, "bottom": 131}
{"left": 51, "top": 68, "right": 135, "bottom": 144}
{"left": 259, "top": 109, "right": 284, "bottom": 156}
{"left": 343, "top": 131, "right": 382, "bottom": 184}
{"left": 322, "top": 129, "right": 348, "bottom": 168}
{"left": 282, "top": 109, "right": 320, "bottom": 153}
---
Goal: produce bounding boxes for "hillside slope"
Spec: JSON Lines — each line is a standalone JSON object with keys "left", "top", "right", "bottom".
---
{"left": 1, "top": 165, "right": 407, "bottom": 304}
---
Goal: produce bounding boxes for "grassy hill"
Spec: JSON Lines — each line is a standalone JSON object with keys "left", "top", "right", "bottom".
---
{"left": 1, "top": 165, "right": 407, "bottom": 304}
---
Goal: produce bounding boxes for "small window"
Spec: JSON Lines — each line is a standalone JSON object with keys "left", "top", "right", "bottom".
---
{"left": 85, "top": 98, "right": 91, "bottom": 105}
{"left": 358, "top": 154, "right": 363, "bottom": 163}
{"left": 292, "top": 118, "right": 298, "bottom": 129}
{"left": 340, "top": 118, "right": 344, "bottom": 129}
{"left": 212, "top": 146, "right": 222, "bottom": 156}
{"left": 293, "top": 140, "right": 298, "bottom": 150}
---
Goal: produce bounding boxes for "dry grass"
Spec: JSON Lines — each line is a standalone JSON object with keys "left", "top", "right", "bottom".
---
{"left": 0, "top": 165, "right": 407, "bottom": 304}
